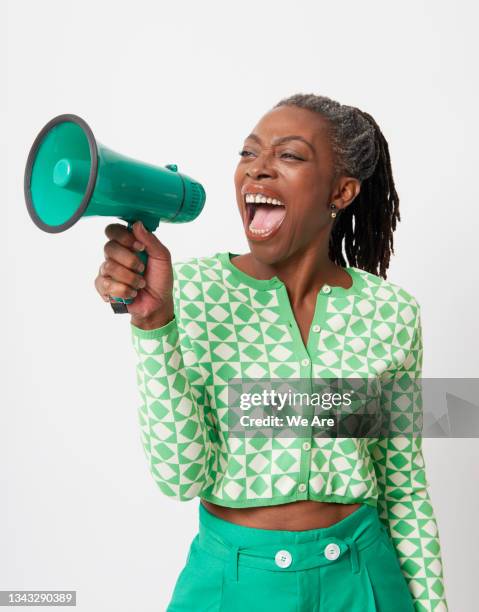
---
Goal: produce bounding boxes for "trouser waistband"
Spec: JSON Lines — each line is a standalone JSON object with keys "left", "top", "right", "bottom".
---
{"left": 198, "top": 502, "right": 384, "bottom": 582}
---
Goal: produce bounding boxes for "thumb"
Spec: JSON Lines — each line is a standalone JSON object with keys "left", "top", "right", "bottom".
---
{"left": 131, "top": 221, "right": 171, "bottom": 259}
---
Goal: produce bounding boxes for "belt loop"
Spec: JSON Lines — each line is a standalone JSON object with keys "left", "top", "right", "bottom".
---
{"left": 344, "top": 537, "right": 359, "bottom": 574}
{"left": 228, "top": 545, "right": 240, "bottom": 582}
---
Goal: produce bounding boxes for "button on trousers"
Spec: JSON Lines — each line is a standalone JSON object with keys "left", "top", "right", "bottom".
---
{"left": 166, "top": 501, "right": 415, "bottom": 612}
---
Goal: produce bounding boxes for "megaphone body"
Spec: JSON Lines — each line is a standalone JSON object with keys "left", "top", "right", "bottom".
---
{"left": 24, "top": 114, "right": 206, "bottom": 306}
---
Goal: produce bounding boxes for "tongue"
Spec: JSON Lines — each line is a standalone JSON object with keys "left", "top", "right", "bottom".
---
{"left": 250, "top": 204, "right": 286, "bottom": 231}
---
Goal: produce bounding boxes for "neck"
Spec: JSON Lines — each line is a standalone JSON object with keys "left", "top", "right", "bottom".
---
{"left": 234, "top": 235, "right": 351, "bottom": 306}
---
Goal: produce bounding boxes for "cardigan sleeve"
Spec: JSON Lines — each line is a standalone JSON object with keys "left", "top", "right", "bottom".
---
{"left": 371, "top": 304, "right": 448, "bottom": 612}
{"left": 130, "top": 310, "right": 214, "bottom": 501}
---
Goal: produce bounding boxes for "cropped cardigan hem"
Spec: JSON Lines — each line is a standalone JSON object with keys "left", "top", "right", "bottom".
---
{"left": 198, "top": 492, "right": 379, "bottom": 510}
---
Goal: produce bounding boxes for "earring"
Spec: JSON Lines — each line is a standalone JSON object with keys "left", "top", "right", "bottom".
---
{"left": 330, "top": 203, "right": 337, "bottom": 219}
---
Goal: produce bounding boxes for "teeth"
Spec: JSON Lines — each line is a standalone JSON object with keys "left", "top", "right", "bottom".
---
{"left": 250, "top": 227, "right": 272, "bottom": 234}
{"left": 244, "top": 193, "right": 285, "bottom": 206}
{"left": 248, "top": 216, "right": 286, "bottom": 235}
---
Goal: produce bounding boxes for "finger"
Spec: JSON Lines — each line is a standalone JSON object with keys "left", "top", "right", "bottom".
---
{"left": 105, "top": 223, "right": 145, "bottom": 252}
{"left": 101, "top": 277, "right": 138, "bottom": 300}
{"left": 101, "top": 259, "right": 147, "bottom": 290}
{"left": 131, "top": 221, "right": 171, "bottom": 260}
{"left": 94, "top": 274, "right": 112, "bottom": 302}
{"left": 104, "top": 240, "right": 146, "bottom": 273}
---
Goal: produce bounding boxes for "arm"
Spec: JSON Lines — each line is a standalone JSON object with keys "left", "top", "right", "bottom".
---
{"left": 130, "top": 282, "right": 214, "bottom": 501}
{"left": 95, "top": 223, "right": 214, "bottom": 500}
{"left": 371, "top": 304, "right": 448, "bottom": 611}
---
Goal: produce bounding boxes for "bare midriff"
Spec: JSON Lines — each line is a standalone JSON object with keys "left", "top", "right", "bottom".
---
{"left": 200, "top": 499, "right": 363, "bottom": 531}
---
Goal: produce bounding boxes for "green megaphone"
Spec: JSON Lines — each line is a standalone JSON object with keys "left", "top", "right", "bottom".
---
{"left": 24, "top": 113, "right": 206, "bottom": 308}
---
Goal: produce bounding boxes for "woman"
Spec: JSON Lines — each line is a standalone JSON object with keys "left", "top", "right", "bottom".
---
{"left": 94, "top": 94, "right": 448, "bottom": 611}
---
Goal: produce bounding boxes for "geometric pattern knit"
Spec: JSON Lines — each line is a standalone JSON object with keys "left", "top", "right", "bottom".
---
{"left": 130, "top": 251, "right": 448, "bottom": 611}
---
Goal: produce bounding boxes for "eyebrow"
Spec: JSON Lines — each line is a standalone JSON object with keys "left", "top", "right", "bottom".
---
{"left": 245, "top": 133, "right": 315, "bottom": 153}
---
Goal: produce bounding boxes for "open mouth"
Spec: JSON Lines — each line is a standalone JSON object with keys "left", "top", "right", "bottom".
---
{"left": 244, "top": 193, "right": 287, "bottom": 236}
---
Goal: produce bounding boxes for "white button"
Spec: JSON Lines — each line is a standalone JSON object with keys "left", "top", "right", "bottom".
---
{"left": 298, "top": 483, "right": 307, "bottom": 492}
{"left": 301, "top": 358, "right": 310, "bottom": 366}
{"left": 324, "top": 543, "right": 341, "bottom": 561}
{"left": 312, "top": 325, "right": 321, "bottom": 332}
{"left": 275, "top": 549, "right": 292, "bottom": 568}
{"left": 322, "top": 284, "right": 331, "bottom": 294}
{"left": 302, "top": 442, "right": 311, "bottom": 451}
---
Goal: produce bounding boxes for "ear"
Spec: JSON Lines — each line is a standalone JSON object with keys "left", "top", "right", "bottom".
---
{"left": 331, "top": 177, "right": 361, "bottom": 211}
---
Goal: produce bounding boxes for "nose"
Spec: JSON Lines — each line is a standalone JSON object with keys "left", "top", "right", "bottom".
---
{"left": 246, "top": 150, "right": 277, "bottom": 180}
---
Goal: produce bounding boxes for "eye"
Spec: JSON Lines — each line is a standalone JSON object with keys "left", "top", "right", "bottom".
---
{"left": 280, "top": 152, "right": 304, "bottom": 161}
{"left": 238, "top": 149, "right": 256, "bottom": 158}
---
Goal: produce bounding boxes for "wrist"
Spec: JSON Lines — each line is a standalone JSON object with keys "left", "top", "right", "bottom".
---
{"left": 131, "top": 308, "right": 175, "bottom": 331}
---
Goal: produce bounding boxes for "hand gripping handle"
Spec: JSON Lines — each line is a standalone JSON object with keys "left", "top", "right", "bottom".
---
{"left": 109, "top": 221, "right": 148, "bottom": 314}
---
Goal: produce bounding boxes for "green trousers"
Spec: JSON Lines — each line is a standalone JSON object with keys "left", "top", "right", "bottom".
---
{"left": 166, "top": 501, "right": 415, "bottom": 612}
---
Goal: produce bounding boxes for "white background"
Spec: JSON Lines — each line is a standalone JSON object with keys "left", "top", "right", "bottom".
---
{"left": 4, "top": 1, "right": 478, "bottom": 610}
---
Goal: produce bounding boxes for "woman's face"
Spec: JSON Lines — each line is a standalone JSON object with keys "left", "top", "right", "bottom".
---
{"left": 234, "top": 104, "right": 356, "bottom": 263}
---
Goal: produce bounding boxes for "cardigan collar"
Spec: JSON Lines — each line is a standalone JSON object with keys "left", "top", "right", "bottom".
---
{"left": 217, "top": 251, "right": 367, "bottom": 297}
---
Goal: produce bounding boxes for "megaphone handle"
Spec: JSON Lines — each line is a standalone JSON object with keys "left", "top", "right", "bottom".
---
{"left": 109, "top": 221, "right": 148, "bottom": 310}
